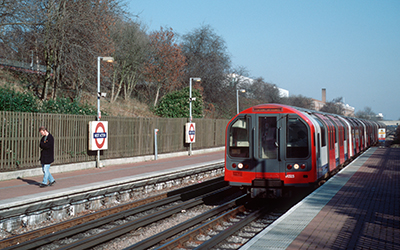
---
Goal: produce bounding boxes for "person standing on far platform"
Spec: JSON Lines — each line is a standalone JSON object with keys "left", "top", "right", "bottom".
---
{"left": 39, "top": 126, "right": 56, "bottom": 188}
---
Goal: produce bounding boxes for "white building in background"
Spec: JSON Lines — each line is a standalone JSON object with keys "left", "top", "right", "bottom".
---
{"left": 228, "top": 73, "right": 254, "bottom": 86}
{"left": 227, "top": 73, "right": 289, "bottom": 99}
{"left": 341, "top": 103, "right": 356, "bottom": 117}
{"left": 278, "top": 88, "right": 289, "bottom": 98}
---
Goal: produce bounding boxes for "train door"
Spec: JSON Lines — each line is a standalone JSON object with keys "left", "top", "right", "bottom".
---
{"left": 353, "top": 119, "right": 362, "bottom": 152}
{"left": 360, "top": 121, "right": 366, "bottom": 150}
{"left": 315, "top": 114, "right": 336, "bottom": 172}
{"left": 254, "top": 115, "right": 282, "bottom": 179}
{"left": 328, "top": 116, "right": 345, "bottom": 165}
{"left": 338, "top": 116, "right": 351, "bottom": 160}
{"left": 312, "top": 115, "right": 329, "bottom": 178}
{"left": 347, "top": 118, "right": 357, "bottom": 156}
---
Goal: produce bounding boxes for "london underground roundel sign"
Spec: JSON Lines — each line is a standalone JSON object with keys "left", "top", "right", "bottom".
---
{"left": 185, "top": 122, "right": 196, "bottom": 143}
{"left": 89, "top": 121, "right": 108, "bottom": 150}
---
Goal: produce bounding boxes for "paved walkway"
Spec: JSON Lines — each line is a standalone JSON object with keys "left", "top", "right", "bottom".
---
{"left": 241, "top": 147, "right": 400, "bottom": 250}
{"left": 0, "top": 150, "right": 224, "bottom": 201}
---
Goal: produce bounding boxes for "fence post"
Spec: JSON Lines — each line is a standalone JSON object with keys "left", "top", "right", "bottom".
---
{"left": 154, "top": 129, "right": 159, "bottom": 160}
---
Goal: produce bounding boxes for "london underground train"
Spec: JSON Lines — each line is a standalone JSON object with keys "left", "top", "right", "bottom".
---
{"left": 224, "top": 104, "right": 384, "bottom": 198}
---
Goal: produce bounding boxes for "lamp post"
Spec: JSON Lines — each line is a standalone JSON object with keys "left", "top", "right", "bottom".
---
{"left": 236, "top": 88, "right": 246, "bottom": 114}
{"left": 96, "top": 56, "right": 114, "bottom": 168}
{"left": 189, "top": 77, "right": 201, "bottom": 122}
{"left": 189, "top": 77, "right": 201, "bottom": 156}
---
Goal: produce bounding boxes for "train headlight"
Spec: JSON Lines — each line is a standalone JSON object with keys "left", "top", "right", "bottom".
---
{"left": 294, "top": 164, "right": 300, "bottom": 170}
{"left": 287, "top": 164, "right": 292, "bottom": 170}
{"left": 238, "top": 163, "right": 244, "bottom": 169}
{"left": 232, "top": 163, "right": 236, "bottom": 168}
{"left": 301, "top": 164, "right": 306, "bottom": 169}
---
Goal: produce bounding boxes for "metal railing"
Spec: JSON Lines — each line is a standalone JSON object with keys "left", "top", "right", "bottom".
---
{"left": 0, "top": 58, "right": 46, "bottom": 73}
{"left": 0, "top": 111, "right": 228, "bottom": 172}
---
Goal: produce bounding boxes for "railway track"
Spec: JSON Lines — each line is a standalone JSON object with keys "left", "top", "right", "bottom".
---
{"left": 138, "top": 189, "right": 311, "bottom": 250}
{"left": 1, "top": 175, "right": 313, "bottom": 250}
{"left": 0, "top": 161, "right": 224, "bottom": 237}
{"left": 0, "top": 177, "right": 229, "bottom": 249}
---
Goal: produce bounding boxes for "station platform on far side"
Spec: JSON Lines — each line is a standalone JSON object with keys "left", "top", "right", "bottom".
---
{"left": 241, "top": 147, "right": 400, "bottom": 250}
{"left": 0, "top": 149, "right": 224, "bottom": 206}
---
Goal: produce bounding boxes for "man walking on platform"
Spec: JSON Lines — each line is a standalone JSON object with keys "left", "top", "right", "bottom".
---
{"left": 39, "top": 126, "right": 55, "bottom": 188}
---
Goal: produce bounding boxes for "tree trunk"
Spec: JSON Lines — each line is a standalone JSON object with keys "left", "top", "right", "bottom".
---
{"left": 153, "top": 84, "right": 161, "bottom": 107}
{"left": 124, "top": 71, "right": 137, "bottom": 100}
{"left": 42, "top": 48, "right": 52, "bottom": 100}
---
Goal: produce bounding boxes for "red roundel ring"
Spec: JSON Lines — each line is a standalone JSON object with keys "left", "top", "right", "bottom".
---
{"left": 95, "top": 122, "right": 106, "bottom": 149}
{"left": 189, "top": 123, "right": 195, "bottom": 142}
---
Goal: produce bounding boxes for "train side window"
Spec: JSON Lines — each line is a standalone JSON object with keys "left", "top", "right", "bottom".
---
{"left": 287, "top": 118, "right": 309, "bottom": 158}
{"left": 259, "top": 117, "right": 277, "bottom": 159}
{"left": 229, "top": 118, "right": 249, "bottom": 158}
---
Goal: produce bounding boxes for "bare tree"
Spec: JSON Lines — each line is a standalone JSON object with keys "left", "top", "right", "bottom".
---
{"left": 1, "top": 0, "right": 123, "bottom": 101}
{"left": 41, "top": 0, "right": 120, "bottom": 100}
{"left": 110, "top": 19, "right": 148, "bottom": 102}
{"left": 181, "top": 25, "right": 231, "bottom": 106}
{"left": 143, "top": 27, "right": 186, "bottom": 106}
{"left": 247, "top": 77, "right": 281, "bottom": 103}
{"left": 0, "top": 0, "right": 40, "bottom": 27}
{"left": 320, "top": 97, "right": 344, "bottom": 115}
{"left": 0, "top": 0, "right": 44, "bottom": 63}
{"left": 356, "top": 106, "right": 377, "bottom": 120}
{"left": 282, "top": 94, "right": 314, "bottom": 109}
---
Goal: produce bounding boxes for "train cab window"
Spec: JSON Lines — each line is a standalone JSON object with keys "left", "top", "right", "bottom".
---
{"left": 259, "top": 117, "right": 277, "bottom": 159}
{"left": 287, "top": 118, "right": 309, "bottom": 158}
{"left": 229, "top": 118, "right": 249, "bottom": 158}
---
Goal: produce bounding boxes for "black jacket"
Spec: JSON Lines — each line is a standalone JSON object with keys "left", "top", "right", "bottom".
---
{"left": 40, "top": 133, "right": 54, "bottom": 164}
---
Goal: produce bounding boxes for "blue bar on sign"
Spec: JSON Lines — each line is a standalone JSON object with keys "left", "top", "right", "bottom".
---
{"left": 189, "top": 131, "right": 195, "bottom": 135}
{"left": 94, "top": 132, "right": 107, "bottom": 139}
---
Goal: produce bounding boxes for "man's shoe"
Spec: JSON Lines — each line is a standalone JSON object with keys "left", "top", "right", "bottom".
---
{"left": 49, "top": 180, "right": 56, "bottom": 186}
{"left": 39, "top": 183, "right": 48, "bottom": 188}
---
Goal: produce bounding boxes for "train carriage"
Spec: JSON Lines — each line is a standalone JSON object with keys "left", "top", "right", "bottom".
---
{"left": 224, "top": 103, "right": 383, "bottom": 198}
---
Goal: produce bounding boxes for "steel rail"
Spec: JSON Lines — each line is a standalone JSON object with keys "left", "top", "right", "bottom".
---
{"left": 123, "top": 194, "right": 249, "bottom": 250}
{"left": 2, "top": 193, "right": 177, "bottom": 250}
{"left": 57, "top": 186, "right": 231, "bottom": 250}
{"left": 154, "top": 202, "right": 265, "bottom": 250}
{"left": 154, "top": 205, "right": 245, "bottom": 250}
{"left": 194, "top": 208, "right": 266, "bottom": 250}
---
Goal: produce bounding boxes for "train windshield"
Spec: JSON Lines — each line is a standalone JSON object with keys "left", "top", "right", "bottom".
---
{"left": 259, "top": 117, "right": 277, "bottom": 159}
{"left": 228, "top": 118, "right": 249, "bottom": 158}
{"left": 287, "top": 118, "right": 309, "bottom": 158}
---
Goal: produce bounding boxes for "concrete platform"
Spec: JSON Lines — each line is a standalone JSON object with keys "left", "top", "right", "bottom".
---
{"left": 241, "top": 147, "right": 400, "bottom": 250}
{"left": 0, "top": 148, "right": 224, "bottom": 210}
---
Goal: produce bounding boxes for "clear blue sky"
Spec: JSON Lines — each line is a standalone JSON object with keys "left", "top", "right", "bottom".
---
{"left": 128, "top": 0, "right": 400, "bottom": 120}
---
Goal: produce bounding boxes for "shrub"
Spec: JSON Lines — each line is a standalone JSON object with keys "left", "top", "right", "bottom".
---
{"left": 0, "top": 87, "right": 40, "bottom": 112}
{"left": 41, "top": 98, "right": 97, "bottom": 116}
{"left": 155, "top": 87, "right": 203, "bottom": 118}
{"left": 0, "top": 86, "right": 98, "bottom": 115}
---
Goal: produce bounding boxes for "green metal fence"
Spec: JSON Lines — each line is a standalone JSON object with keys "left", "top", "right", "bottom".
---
{"left": 0, "top": 111, "right": 229, "bottom": 172}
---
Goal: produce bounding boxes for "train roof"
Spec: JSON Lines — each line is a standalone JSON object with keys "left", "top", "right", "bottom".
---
{"left": 236, "top": 103, "right": 386, "bottom": 128}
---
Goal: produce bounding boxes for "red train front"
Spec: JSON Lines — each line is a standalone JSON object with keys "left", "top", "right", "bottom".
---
{"left": 224, "top": 104, "right": 381, "bottom": 198}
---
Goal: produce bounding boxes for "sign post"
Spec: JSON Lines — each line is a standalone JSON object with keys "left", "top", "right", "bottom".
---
{"left": 378, "top": 128, "right": 386, "bottom": 147}
{"left": 188, "top": 77, "right": 200, "bottom": 156}
{"left": 89, "top": 121, "right": 108, "bottom": 167}
{"left": 154, "top": 129, "right": 159, "bottom": 160}
{"left": 186, "top": 122, "right": 196, "bottom": 155}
